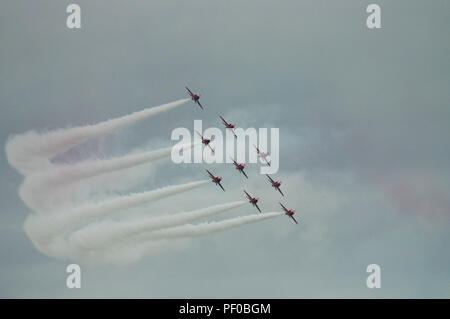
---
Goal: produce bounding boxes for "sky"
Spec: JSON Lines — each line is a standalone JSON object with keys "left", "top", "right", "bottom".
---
{"left": 0, "top": 0, "right": 449, "bottom": 298}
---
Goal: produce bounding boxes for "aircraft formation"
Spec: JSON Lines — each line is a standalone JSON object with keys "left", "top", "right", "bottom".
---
{"left": 186, "top": 86, "right": 298, "bottom": 224}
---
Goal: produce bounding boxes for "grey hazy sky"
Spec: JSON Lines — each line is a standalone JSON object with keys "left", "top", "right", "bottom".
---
{"left": 0, "top": 0, "right": 449, "bottom": 298}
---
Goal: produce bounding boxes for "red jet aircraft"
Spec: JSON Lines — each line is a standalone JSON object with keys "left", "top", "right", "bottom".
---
{"left": 196, "top": 130, "right": 215, "bottom": 154}
{"left": 230, "top": 157, "right": 248, "bottom": 179}
{"left": 206, "top": 169, "right": 225, "bottom": 191}
{"left": 279, "top": 202, "right": 298, "bottom": 224}
{"left": 219, "top": 116, "right": 237, "bottom": 138}
{"left": 244, "top": 190, "right": 261, "bottom": 213}
{"left": 186, "top": 86, "right": 204, "bottom": 110}
{"left": 254, "top": 144, "right": 270, "bottom": 166}
{"left": 266, "top": 174, "right": 284, "bottom": 196}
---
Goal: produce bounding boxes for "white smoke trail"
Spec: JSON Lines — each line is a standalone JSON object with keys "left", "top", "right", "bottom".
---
{"left": 74, "top": 238, "right": 190, "bottom": 266}
{"left": 71, "top": 212, "right": 284, "bottom": 266}
{"left": 69, "top": 201, "right": 246, "bottom": 251}
{"left": 24, "top": 180, "right": 210, "bottom": 241}
{"left": 5, "top": 98, "right": 190, "bottom": 175}
{"left": 136, "top": 212, "right": 283, "bottom": 241}
{"left": 19, "top": 143, "right": 195, "bottom": 212}
{"left": 5, "top": 97, "right": 280, "bottom": 266}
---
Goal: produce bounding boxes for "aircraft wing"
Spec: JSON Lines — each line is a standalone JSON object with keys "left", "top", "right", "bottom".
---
{"left": 279, "top": 202, "right": 288, "bottom": 212}
{"left": 195, "top": 130, "right": 203, "bottom": 139}
{"left": 265, "top": 158, "right": 271, "bottom": 166}
{"left": 242, "top": 170, "right": 248, "bottom": 179}
{"left": 208, "top": 144, "right": 215, "bottom": 154}
{"left": 206, "top": 169, "right": 215, "bottom": 179}
{"left": 244, "top": 190, "right": 251, "bottom": 200}
{"left": 196, "top": 101, "right": 204, "bottom": 110}
{"left": 218, "top": 181, "right": 225, "bottom": 191}
{"left": 291, "top": 216, "right": 298, "bottom": 224}
{"left": 254, "top": 145, "right": 260, "bottom": 153}
{"left": 266, "top": 174, "right": 275, "bottom": 183}
{"left": 185, "top": 86, "right": 194, "bottom": 96}
{"left": 255, "top": 203, "right": 262, "bottom": 213}
{"left": 220, "top": 116, "right": 228, "bottom": 125}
